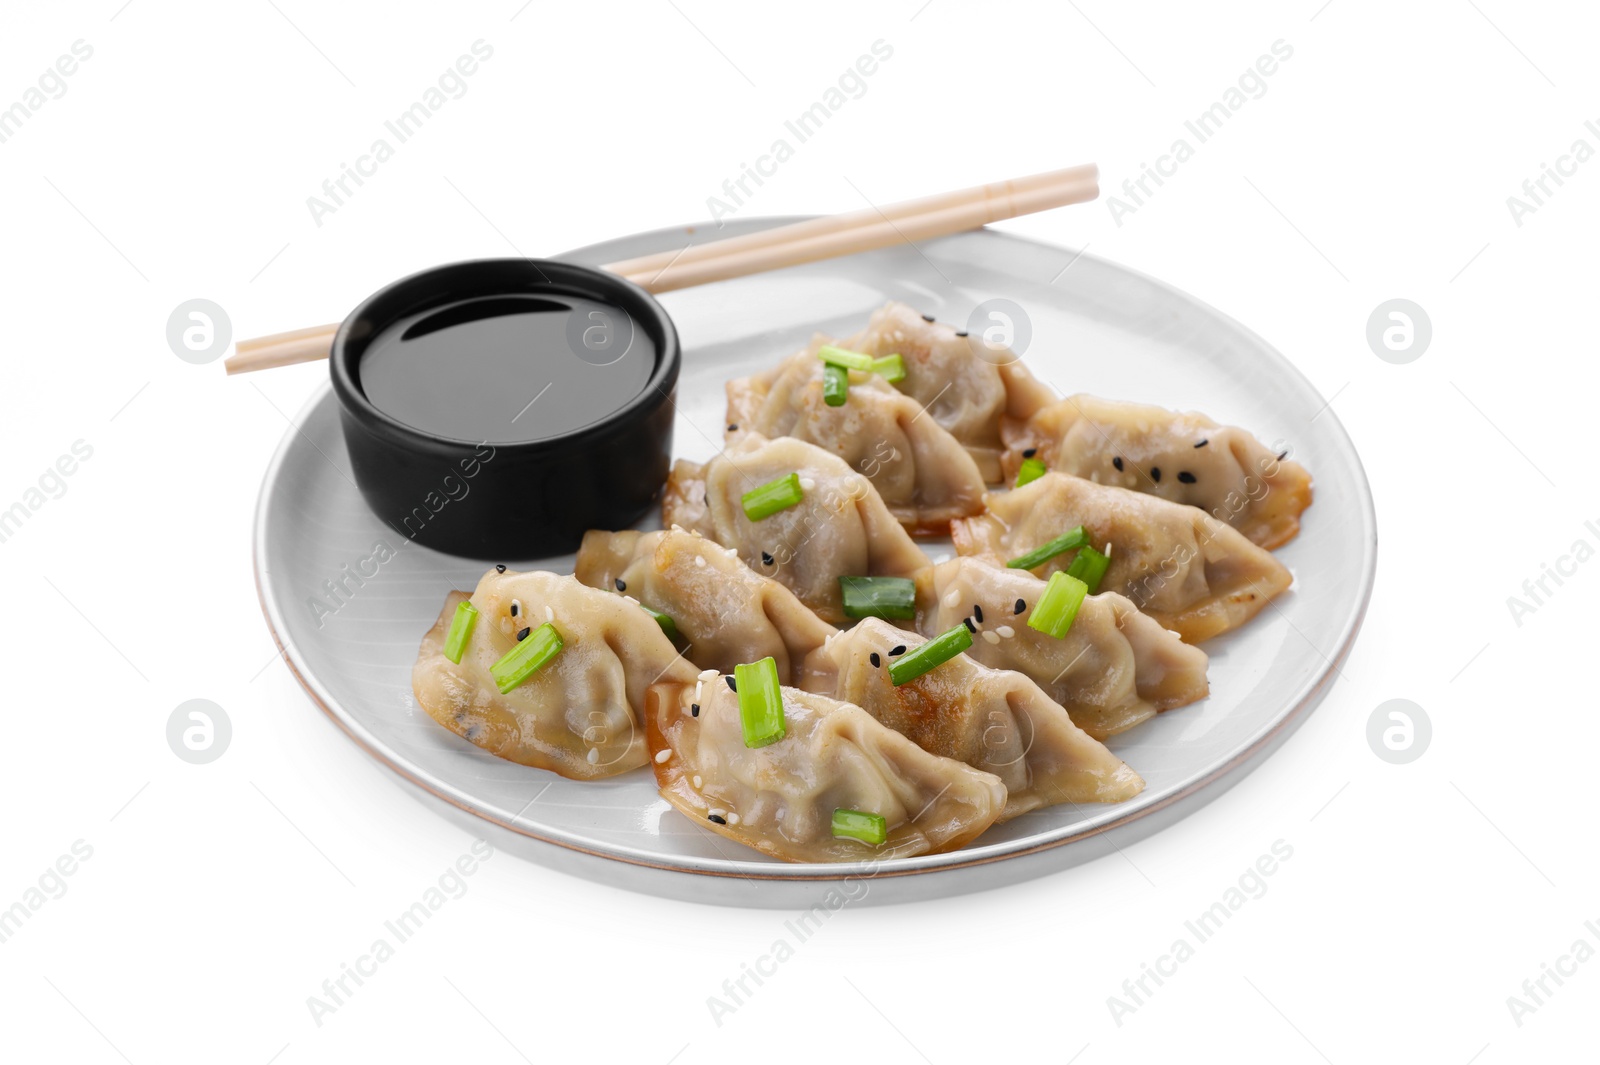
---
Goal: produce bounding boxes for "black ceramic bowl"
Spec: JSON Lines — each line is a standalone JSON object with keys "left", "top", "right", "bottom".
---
{"left": 329, "top": 259, "right": 679, "bottom": 559}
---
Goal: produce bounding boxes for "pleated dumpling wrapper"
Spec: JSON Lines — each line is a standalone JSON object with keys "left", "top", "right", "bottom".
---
{"left": 647, "top": 677, "right": 1006, "bottom": 862}
{"left": 1001, "top": 394, "right": 1313, "bottom": 549}
{"left": 724, "top": 337, "right": 986, "bottom": 534}
{"left": 839, "top": 301, "right": 1059, "bottom": 483}
{"left": 951, "top": 473, "right": 1293, "bottom": 643}
{"left": 910, "top": 558, "right": 1209, "bottom": 738}
{"left": 662, "top": 434, "right": 930, "bottom": 626}
{"left": 574, "top": 527, "right": 837, "bottom": 686}
{"left": 413, "top": 570, "right": 698, "bottom": 780}
{"left": 802, "top": 618, "right": 1144, "bottom": 819}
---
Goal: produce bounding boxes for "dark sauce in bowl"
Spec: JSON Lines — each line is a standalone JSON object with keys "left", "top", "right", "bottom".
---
{"left": 359, "top": 293, "right": 656, "bottom": 444}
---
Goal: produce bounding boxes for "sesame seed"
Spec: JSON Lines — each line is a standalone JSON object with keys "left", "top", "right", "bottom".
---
{"left": 614, "top": 578, "right": 626, "bottom": 592}
{"left": 654, "top": 749, "right": 672, "bottom": 764}
{"left": 1022, "top": 448, "right": 1037, "bottom": 458}
{"left": 728, "top": 424, "right": 738, "bottom": 432}
{"left": 693, "top": 775, "right": 703, "bottom": 788}
{"left": 586, "top": 748, "right": 598, "bottom": 764}
{"left": 708, "top": 813, "right": 727, "bottom": 825}
{"left": 1178, "top": 471, "right": 1197, "bottom": 484}
{"left": 799, "top": 476, "right": 816, "bottom": 491}
{"left": 870, "top": 652, "right": 881, "bottom": 668}
{"left": 699, "top": 668, "right": 718, "bottom": 681}
{"left": 691, "top": 703, "right": 700, "bottom": 717}
{"left": 1150, "top": 467, "right": 1162, "bottom": 483}
{"left": 1112, "top": 456, "right": 1123, "bottom": 471}
{"left": 545, "top": 606, "right": 554, "bottom": 621}
{"left": 510, "top": 600, "right": 520, "bottom": 617}
{"left": 725, "top": 675, "right": 737, "bottom": 692}
{"left": 954, "top": 330, "right": 968, "bottom": 337}
{"left": 727, "top": 813, "right": 740, "bottom": 825}
{"left": 694, "top": 556, "right": 706, "bottom": 567}
{"left": 921, "top": 313, "right": 935, "bottom": 322}
{"left": 973, "top": 603, "right": 984, "bottom": 623}
{"left": 963, "top": 617, "right": 976, "bottom": 634}
{"left": 1194, "top": 439, "right": 1209, "bottom": 448}
{"left": 889, "top": 645, "right": 906, "bottom": 656}
{"left": 1277, "top": 450, "right": 1288, "bottom": 461}
{"left": 1014, "top": 598, "right": 1026, "bottom": 614}
{"left": 942, "top": 589, "right": 961, "bottom": 609}
{"left": 996, "top": 625, "right": 1015, "bottom": 638}
{"left": 516, "top": 626, "right": 531, "bottom": 641}
{"left": 495, "top": 564, "right": 507, "bottom": 573}
{"left": 761, "top": 551, "right": 774, "bottom": 565}
{"left": 982, "top": 630, "right": 1001, "bottom": 645}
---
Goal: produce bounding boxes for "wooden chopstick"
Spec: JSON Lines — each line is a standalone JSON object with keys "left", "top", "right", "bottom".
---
{"left": 224, "top": 164, "right": 1098, "bottom": 375}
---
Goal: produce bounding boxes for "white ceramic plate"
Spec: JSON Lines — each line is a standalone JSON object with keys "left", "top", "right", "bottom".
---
{"left": 254, "top": 219, "right": 1376, "bottom": 905}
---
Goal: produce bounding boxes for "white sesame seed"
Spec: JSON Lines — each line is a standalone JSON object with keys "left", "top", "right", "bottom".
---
{"left": 709, "top": 808, "right": 727, "bottom": 820}
{"left": 654, "top": 749, "right": 672, "bottom": 764}
{"left": 670, "top": 523, "right": 683, "bottom": 531}
{"left": 996, "top": 625, "right": 1015, "bottom": 638}
{"left": 982, "top": 630, "right": 1001, "bottom": 645}
{"left": 694, "top": 680, "right": 703, "bottom": 703}
{"left": 623, "top": 594, "right": 639, "bottom": 604}
{"left": 586, "top": 748, "right": 598, "bottom": 764}
{"left": 698, "top": 668, "right": 719, "bottom": 681}
{"left": 799, "top": 477, "right": 816, "bottom": 491}
{"left": 942, "top": 589, "right": 961, "bottom": 609}
{"left": 692, "top": 775, "right": 703, "bottom": 789}
{"left": 545, "top": 605, "right": 554, "bottom": 621}
{"left": 1104, "top": 541, "right": 1113, "bottom": 558}
{"left": 727, "top": 813, "right": 740, "bottom": 825}
{"left": 694, "top": 556, "right": 706, "bottom": 567}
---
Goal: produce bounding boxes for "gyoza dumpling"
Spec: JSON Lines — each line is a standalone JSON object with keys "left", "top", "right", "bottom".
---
{"left": 1001, "top": 394, "right": 1313, "bottom": 549}
{"left": 574, "top": 527, "right": 836, "bottom": 686}
{"left": 647, "top": 677, "right": 1006, "bottom": 862}
{"left": 412, "top": 570, "right": 697, "bottom": 779}
{"left": 725, "top": 337, "right": 986, "bottom": 533}
{"left": 910, "top": 558, "right": 1210, "bottom": 738}
{"left": 803, "top": 618, "right": 1144, "bottom": 817}
{"left": 840, "top": 301, "right": 1058, "bottom": 482}
{"left": 951, "top": 473, "right": 1292, "bottom": 643}
{"left": 661, "top": 434, "right": 930, "bottom": 625}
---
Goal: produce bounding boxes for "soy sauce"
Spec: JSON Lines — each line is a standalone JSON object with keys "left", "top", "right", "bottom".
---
{"left": 359, "top": 293, "right": 655, "bottom": 444}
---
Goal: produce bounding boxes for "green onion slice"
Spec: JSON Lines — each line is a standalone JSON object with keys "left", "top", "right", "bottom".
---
{"left": 832, "top": 808, "right": 887, "bottom": 846}
{"left": 741, "top": 473, "right": 804, "bottom": 521}
{"left": 1006, "top": 526, "right": 1089, "bottom": 570}
{"left": 839, "top": 575, "right": 916, "bottom": 620}
{"left": 640, "top": 604, "right": 680, "bottom": 643}
{"left": 734, "top": 657, "right": 785, "bottom": 748}
{"left": 889, "top": 623, "right": 973, "bottom": 686}
{"left": 869, "top": 353, "right": 906, "bottom": 383}
{"left": 1065, "top": 544, "right": 1110, "bottom": 595}
{"left": 442, "top": 600, "right": 478, "bottom": 664}
{"left": 489, "top": 622, "right": 563, "bottom": 694}
{"left": 1014, "top": 456, "right": 1047, "bottom": 488}
{"left": 822, "top": 363, "right": 849, "bottom": 407}
{"left": 817, "top": 344, "right": 875, "bottom": 372}
{"left": 1028, "top": 571, "right": 1089, "bottom": 639}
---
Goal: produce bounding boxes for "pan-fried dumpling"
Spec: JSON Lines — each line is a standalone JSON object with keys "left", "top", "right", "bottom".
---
{"left": 647, "top": 677, "right": 1006, "bottom": 862}
{"left": 951, "top": 473, "right": 1292, "bottom": 643}
{"left": 839, "top": 301, "right": 1058, "bottom": 482}
{"left": 803, "top": 618, "right": 1144, "bottom": 817}
{"left": 724, "top": 337, "right": 986, "bottom": 533}
{"left": 412, "top": 570, "right": 697, "bottom": 779}
{"left": 661, "top": 434, "right": 930, "bottom": 625}
{"left": 1001, "top": 394, "right": 1313, "bottom": 549}
{"left": 909, "top": 558, "right": 1210, "bottom": 738}
{"left": 574, "top": 527, "right": 836, "bottom": 686}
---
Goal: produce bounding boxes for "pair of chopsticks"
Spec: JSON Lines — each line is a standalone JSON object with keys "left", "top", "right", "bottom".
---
{"left": 224, "top": 163, "right": 1098, "bottom": 375}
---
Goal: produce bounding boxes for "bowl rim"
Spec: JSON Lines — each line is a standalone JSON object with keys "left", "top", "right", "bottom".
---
{"left": 327, "top": 256, "right": 681, "bottom": 453}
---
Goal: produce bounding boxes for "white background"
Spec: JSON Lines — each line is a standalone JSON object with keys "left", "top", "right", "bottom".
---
{"left": 1, "top": 1, "right": 1594, "bottom": 1061}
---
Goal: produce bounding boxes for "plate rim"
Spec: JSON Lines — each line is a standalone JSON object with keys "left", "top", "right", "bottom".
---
{"left": 251, "top": 217, "right": 1379, "bottom": 882}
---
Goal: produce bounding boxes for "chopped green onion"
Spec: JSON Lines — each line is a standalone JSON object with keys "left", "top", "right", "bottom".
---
{"left": 640, "top": 604, "right": 680, "bottom": 643}
{"left": 839, "top": 576, "right": 916, "bottom": 620}
{"left": 1065, "top": 544, "right": 1111, "bottom": 594}
{"left": 832, "top": 808, "right": 887, "bottom": 846}
{"left": 822, "top": 363, "right": 849, "bottom": 407}
{"left": 442, "top": 600, "right": 478, "bottom": 664}
{"left": 889, "top": 623, "right": 973, "bottom": 686}
{"left": 734, "top": 657, "right": 785, "bottom": 748}
{"left": 1006, "top": 526, "right": 1089, "bottom": 570}
{"left": 489, "top": 622, "right": 563, "bottom": 694}
{"left": 817, "top": 344, "right": 875, "bottom": 372}
{"left": 870, "top": 353, "right": 906, "bottom": 383}
{"left": 741, "top": 473, "right": 804, "bottom": 521}
{"left": 1028, "top": 571, "right": 1088, "bottom": 639}
{"left": 1014, "top": 456, "right": 1047, "bottom": 488}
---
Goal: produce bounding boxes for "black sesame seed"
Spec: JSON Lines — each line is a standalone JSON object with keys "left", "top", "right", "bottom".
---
{"left": 1151, "top": 467, "right": 1162, "bottom": 483}
{"left": 761, "top": 551, "right": 774, "bottom": 565}
{"left": 921, "top": 313, "right": 936, "bottom": 322}
{"left": 725, "top": 676, "right": 737, "bottom": 692}
{"left": 516, "top": 626, "right": 531, "bottom": 641}
{"left": 1014, "top": 598, "right": 1026, "bottom": 615}
{"left": 614, "top": 578, "right": 626, "bottom": 592}
{"left": 889, "top": 645, "right": 906, "bottom": 657}
{"left": 727, "top": 424, "right": 738, "bottom": 432}
{"left": 1194, "top": 439, "right": 1209, "bottom": 448}
{"left": 495, "top": 564, "right": 507, "bottom": 573}
{"left": 1112, "top": 456, "right": 1123, "bottom": 471}
{"left": 1177, "top": 471, "right": 1197, "bottom": 484}
{"left": 973, "top": 604, "right": 984, "bottom": 623}
{"left": 869, "top": 652, "right": 881, "bottom": 668}
{"left": 510, "top": 602, "right": 519, "bottom": 616}
{"left": 691, "top": 703, "right": 700, "bottom": 717}
{"left": 708, "top": 814, "right": 727, "bottom": 825}
{"left": 1277, "top": 450, "right": 1289, "bottom": 461}
{"left": 954, "top": 330, "right": 968, "bottom": 337}
{"left": 963, "top": 617, "right": 976, "bottom": 634}
{"left": 1022, "top": 448, "right": 1037, "bottom": 458}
